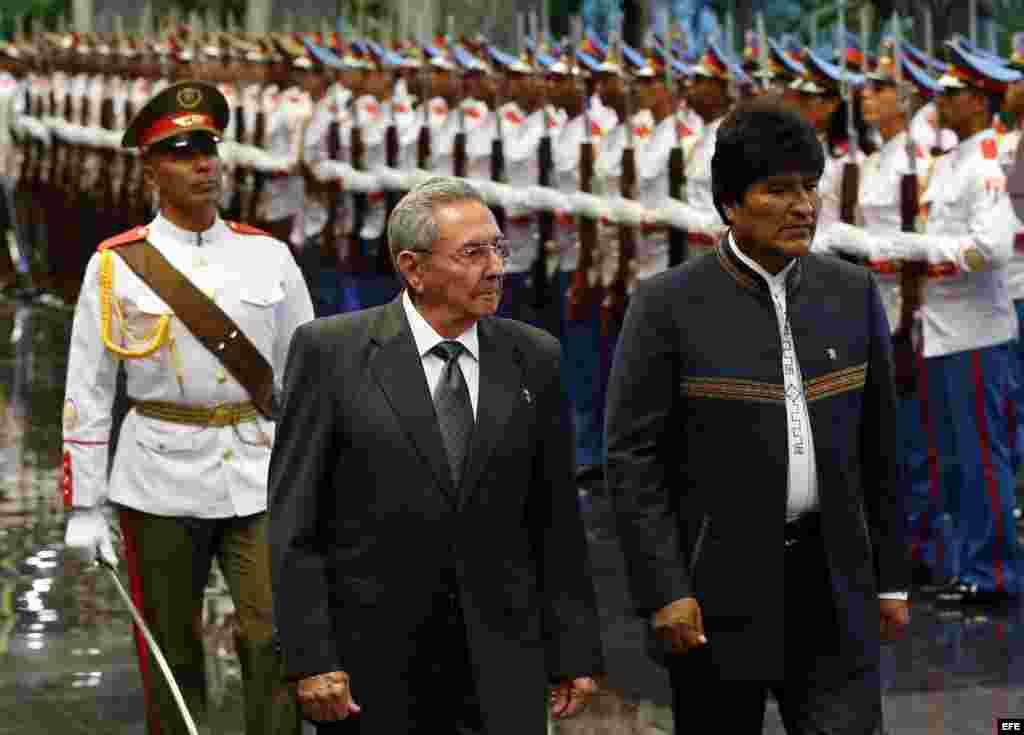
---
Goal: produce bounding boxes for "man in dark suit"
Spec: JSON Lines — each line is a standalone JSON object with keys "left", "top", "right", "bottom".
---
{"left": 269, "top": 177, "right": 604, "bottom": 734}
{"left": 605, "top": 97, "right": 911, "bottom": 733}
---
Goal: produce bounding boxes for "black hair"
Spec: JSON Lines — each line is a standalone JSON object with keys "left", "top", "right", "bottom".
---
{"left": 711, "top": 95, "right": 826, "bottom": 225}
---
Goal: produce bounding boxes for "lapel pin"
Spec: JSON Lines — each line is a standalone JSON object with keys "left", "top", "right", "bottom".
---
{"left": 827, "top": 348, "right": 837, "bottom": 361}
{"left": 522, "top": 388, "right": 533, "bottom": 404}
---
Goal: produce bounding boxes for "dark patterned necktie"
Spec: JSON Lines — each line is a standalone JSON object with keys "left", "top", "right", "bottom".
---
{"left": 430, "top": 340, "right": 475, "bottom": 489}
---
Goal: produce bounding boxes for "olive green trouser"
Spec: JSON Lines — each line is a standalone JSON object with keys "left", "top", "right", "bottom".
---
{"left": 118, "top": 508, "right": 300, "bottom": 735}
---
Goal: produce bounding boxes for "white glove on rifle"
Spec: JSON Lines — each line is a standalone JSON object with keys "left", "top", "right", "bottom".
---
{"left": 65, "top": 507, "right": 117, "bottom": 567}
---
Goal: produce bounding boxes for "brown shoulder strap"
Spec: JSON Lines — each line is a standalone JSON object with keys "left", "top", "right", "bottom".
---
{"left": 114, "top": 240, "right": 277, "bottom": 420}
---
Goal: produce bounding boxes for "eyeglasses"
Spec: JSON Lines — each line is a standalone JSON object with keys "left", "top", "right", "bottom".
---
{"left": 407, "top": 240, "right": 511, "bottom": 264}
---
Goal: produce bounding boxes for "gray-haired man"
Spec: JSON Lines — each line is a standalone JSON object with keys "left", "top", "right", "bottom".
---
{"left": 269, "top": 177, "right": 605, "bottom": 735}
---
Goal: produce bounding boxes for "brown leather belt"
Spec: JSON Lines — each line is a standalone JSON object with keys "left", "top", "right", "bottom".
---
{"left": 133, "top": 400, "right": 260, "bottom": 427}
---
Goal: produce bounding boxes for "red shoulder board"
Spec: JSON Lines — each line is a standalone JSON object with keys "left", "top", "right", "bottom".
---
{"left": 226, "top": 221, "right": 271, "bottom": 236}
{"left": 98, "top": 226, "right": 149, "bottom": 251}
{"left": 982, "top": 138, "right": 999, "bottom": 160}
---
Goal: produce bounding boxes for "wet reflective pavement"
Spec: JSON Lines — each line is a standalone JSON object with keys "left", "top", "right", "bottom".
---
{"left": 3, "top": 300, "right": 1024, "bottom": 734}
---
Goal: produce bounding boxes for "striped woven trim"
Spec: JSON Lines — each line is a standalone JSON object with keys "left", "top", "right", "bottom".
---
{"left": 683, "top": 363, "right": 868, "bottom": 405}
{"left": 715, "top": 242, "right": 759, "bottom": 294}
{"left": 682, "top": 376, "right": 786, "bottom": 404}
{"left": 805, "top": 363, "right": 867, "bottom": 403}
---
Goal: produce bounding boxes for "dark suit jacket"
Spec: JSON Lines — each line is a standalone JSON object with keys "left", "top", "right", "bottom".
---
{"left": 605, "top": 239, "right": 910, "bottom": 682}
{"left": 269, "top": 296, "right": 604, "bottom": 735}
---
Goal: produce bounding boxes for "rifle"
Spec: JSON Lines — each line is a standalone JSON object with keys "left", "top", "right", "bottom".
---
{"left": 245, "top": 96, "right": 267, "bottom": 224}
{"left": 322, "top": 85, "right": 343, "bottom": 267}
{"left": 380, "top": 90, "right": 400, "bottom": 275}
{"left": 838, "top": 3, "right": 860, "bottom": 226}
{"left": 602, "top": 34, "right": 636, "bottom": 335}
{"left": 665, "top": 37, "right": 687, "bottom": 266}
{"left": 97, "top": 77, "right": 117, "bottom": 219}
{"left": 450, "top": 20, "right": 468, "bottom": 179}
{"left": 349, "top": 92, "right": 369, "bottom": 275}
{"left": 417, "top": 38, "right": 432, "bottom": 171}
{"left": 490, "top": 49, "right": 507, "bottom": 234}
{"left": 565, "top": 19, "right": 599, "bottom": 322}
{"left": 893, "top": 14, "right": 925, "bottom": 395}
{"left": 531, "top": 11, "right": 553, "bottom": 310}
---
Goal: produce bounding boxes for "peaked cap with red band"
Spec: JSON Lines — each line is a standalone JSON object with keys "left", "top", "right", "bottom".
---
{"left": 939, "top": 38, "right": 1022, "bottom": 96}
{"left": 121, "top": 80, "right": 229, "bottom": 149}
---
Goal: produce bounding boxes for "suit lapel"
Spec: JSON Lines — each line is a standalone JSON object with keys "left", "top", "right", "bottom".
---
{"left": 369, "top": 298, "right": 457, "bottom": 502}
{"left": 458, "top": 318, "right": 525, "bottom": 510}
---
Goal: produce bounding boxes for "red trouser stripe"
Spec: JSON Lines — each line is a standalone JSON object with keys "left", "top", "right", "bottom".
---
{"left": 971, "top": 352, "right": 1006, "bottom": 593}
{"left": 119, "top": 510, "right": 160, "bottom": 735}
{"left": 913, "top": 351, "right": 943, "bottom": 568}
{"left": 1008, "top": 396, "right": 1018, "bottom": 464}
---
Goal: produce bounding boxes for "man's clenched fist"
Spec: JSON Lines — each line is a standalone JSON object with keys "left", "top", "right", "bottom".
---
{"left": 297, "top": 671, "right": 361, "bottom": 723}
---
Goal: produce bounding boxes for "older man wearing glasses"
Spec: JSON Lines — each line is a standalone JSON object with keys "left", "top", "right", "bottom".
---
{"left": 269, "top": 177, "right": 604, "bottom": 735}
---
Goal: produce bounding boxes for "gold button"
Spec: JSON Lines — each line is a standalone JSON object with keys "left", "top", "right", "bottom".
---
{"left": 216, "top": 369, "right": 227, "bottom": 383}
{"left": 222, "top": 449, "right": 233, "bottom": 461}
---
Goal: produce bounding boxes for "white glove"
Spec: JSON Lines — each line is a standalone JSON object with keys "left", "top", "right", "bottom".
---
{"left": 65, "top": 507, "right": 117, "bottom": 567}
{"left": 813, "top": 222, "right": 885, "bottom": 260}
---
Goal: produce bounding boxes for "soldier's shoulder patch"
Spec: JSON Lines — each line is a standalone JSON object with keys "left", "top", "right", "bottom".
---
{"left": 98, "top": 226, "right": 149, "bottom": 251}
{"left": 226, "top": 221, "right": 271, "bottom": 237}
{"left": 982, "top": 138, "right": 999, "bottom": 160}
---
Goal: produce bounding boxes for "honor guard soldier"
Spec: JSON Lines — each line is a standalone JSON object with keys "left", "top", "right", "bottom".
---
{"left": 859, "top": 40, "right": 1023, "bottom": 604}
{"left": 61, "top": 80, "right": 313, "bottom": 735}
{"left": 684, "top": 40, "right": 744, "bottom": 256}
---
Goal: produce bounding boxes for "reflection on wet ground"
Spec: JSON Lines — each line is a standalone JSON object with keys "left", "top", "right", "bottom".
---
{"left": 1, "top": 300, "right": 1024, "bottom": 734}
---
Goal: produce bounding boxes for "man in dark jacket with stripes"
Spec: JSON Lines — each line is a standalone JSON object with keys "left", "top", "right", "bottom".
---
{"left": 605, "top": 96, "right": 910, "bottom": 734}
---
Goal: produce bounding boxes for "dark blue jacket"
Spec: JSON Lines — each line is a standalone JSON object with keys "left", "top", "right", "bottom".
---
{"left": 606, "top": 238, "right": 909, "bottom": 681}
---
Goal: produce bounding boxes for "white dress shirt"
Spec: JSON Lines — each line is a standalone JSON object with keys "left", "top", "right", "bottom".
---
{"left": 729, "top": 235, "right": 817, "bottom": 521}
{"left": 402, "top": 290, "right": 480, "bottom": 418}
{"left": 729, "top": 235, "right": 908, "bottom": 601}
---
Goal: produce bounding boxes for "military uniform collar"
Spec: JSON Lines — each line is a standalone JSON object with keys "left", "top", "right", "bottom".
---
{"left": 150, "top": 212, "right": 230, "bottom": 248}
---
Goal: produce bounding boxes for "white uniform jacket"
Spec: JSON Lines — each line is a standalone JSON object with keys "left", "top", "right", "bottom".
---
{"left": 61, "top": 214, "right": 314, "bottom": 517}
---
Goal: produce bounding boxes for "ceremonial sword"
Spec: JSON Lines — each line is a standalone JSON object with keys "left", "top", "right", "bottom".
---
{"left": 97, "top": 557, "right": 199, "bottom": 735}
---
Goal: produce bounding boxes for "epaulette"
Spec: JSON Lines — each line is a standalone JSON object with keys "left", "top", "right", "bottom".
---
{"left": 98, "top": 225, "right": 149, "bottom": 251}
{"left": 227, "top": 221, "right": 271, "bottom": 236}
{"left": 982, "top": 138, "right": 999, "bottom": 160}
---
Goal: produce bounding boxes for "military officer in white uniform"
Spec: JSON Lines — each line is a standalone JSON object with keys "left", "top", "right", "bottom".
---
{"left": 61, "top": 81, "right": 313, "bottom": 735}
{"left": 683, "top": 40, "right": 743, "bottom": 257}
{"left": 825, "top": 40, "right": 1023, "bottom": 605}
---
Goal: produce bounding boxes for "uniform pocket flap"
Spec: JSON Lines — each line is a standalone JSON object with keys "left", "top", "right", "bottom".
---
{"left": 239, "top": 282, "right": 285, "bottom": 307}
{"left": 128, "top": 289, "right": 173, "bottom": 316}
{"left": 133, "top": 417, "right": 201, "bottom": 453}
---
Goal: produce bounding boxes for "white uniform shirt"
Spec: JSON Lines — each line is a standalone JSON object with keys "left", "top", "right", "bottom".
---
{"left": 813, "top": 131, "right": 931, "bottom": 333}
{"left": 997, "top": 129, "right": 1024, "bottom": 302}
{"left": 728, "top": 235, "right": 817, "bottom": 521}
{"left": 62, "top": 214, "right": 315, "bottom": 517}
{"left": 684, "top": 115, "right": 724, "bottom": 228}
{"left": 402, "top": 290, "right": 480, "bottom": 417}
{"left": 892, "top": 129, "right": 1019, "bottom": 357}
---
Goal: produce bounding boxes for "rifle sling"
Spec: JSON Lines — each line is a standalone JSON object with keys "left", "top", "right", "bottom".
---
{"left": 113, "top": 240, "right": 277, "bottom": 420}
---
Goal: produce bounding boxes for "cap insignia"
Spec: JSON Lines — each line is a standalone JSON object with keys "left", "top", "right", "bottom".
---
{"left": 177, "top": 86, "right": 202, "bottom": 109}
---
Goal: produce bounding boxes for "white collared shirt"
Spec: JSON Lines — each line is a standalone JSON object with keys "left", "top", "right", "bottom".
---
{"left": 402, "top": 290, "right": 480, "bottom": 418}
{"left": 728, "top": 234, "right": 818, "bottom": 521}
